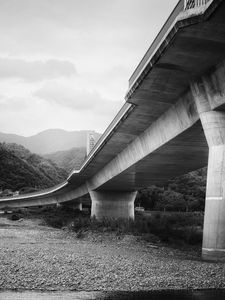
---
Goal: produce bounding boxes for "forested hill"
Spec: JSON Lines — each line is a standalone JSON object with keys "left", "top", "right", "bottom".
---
{"left": 0, "top": 143, "right": 67, "bottom": 192}
{"left": 137, "top": 168, "right": 207, "bottom": 212}
{"left": 44, "top": 147, "right": 86, "bottom": 174}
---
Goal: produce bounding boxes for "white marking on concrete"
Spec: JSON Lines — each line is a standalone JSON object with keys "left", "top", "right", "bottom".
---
{"left": 203, "top": 248, "right": 225, "bottom": 252}
{"left": 206, "top": 197, "right": 223, "bottom": 201}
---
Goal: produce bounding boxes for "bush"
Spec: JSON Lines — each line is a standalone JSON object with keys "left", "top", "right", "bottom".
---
{"left": 185, "top": 227, "right": 203, "bottom": 245}
{"left": 9, "top": 213, "right": 20, "bottom": 221}
{"left": 40, "top": 205, "right": 87, "bottom": 229}
{"left": 72, "top": 217, "right": 91, "bottom": 231}
{"left": 76, "top": 230, "right": 85, "bottom": 239}
{"left": 45, "top": 216, "right": 63, "bottom": 228}
{"left": 35, "top": 206, "right": 203, "bottom": 246}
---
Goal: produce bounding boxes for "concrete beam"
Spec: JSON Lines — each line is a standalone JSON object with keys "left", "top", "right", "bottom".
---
{"left": 191, "top": 61, "right": 225, "bottom": 112}
{"left": 0, "top": 184, "right": 88, "bottom": 209}
{"left": 87, "top": 92, "right": 199, "bottom": 191}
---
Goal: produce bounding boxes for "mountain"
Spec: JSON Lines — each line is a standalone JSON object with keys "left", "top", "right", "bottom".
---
{"left": 44, "top": 147, "right": 87, "bottom": 174}
{"left": 0, "top": 129, "right": 101, "bottom": 155}
{"left": 0, "top": 143, "right": 67, "bottom": 192}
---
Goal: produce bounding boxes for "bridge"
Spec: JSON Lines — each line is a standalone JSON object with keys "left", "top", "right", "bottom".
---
{"left": 1, "top": 0, "right": 225, "bottom": 261}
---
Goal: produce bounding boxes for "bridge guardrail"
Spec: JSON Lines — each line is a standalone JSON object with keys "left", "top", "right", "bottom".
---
{"left": 128, "top": 0, "right": 213, "bottom": 89}
{"left": 0, "top": 181, "right": 68, "bottom": 202}
{"left": 184, "top": 0, "right": 211, "bottom": 10}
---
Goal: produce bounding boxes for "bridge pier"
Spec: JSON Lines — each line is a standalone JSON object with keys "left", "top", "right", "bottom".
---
{"left": 200, "top": 112, "right": 225, "bottom": 261}
{"left": 89, "top": 190, "right": 137, "bottom": 220}
{"left": 202, "top": 143, "right": 225, "bottom": 261}
{"left": 72, "top": 202, "right": 83, "bottom": 211}
{"left": 193, "top": 79, "right": 225, "bottom": 261}
{"left": 62, "top": 202, "right": 83, "bottom": 211}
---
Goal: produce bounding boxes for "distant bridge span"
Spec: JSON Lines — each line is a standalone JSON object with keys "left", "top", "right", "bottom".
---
{"left": 1, "top": 0, "right": 225, "bottom": 261}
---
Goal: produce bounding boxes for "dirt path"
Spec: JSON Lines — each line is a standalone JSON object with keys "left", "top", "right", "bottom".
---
{"left": 0, "top": 217, "right": 225, "bottom": 291}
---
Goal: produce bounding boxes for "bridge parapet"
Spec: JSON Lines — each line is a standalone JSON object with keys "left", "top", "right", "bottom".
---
{"left": 184, "top": 0, "right": 211, "bottom": 10}
{"left": 127, "top": 0, "right": 215, "bottom": 93}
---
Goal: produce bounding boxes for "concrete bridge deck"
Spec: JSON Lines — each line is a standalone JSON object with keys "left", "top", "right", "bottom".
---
{"left": 1, "top": 0, "right": 225, "bottom": 261}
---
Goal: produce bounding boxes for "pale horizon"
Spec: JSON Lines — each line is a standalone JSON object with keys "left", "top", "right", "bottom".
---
{"left": 0, "top": 127, "right": 102, "bottom": 137}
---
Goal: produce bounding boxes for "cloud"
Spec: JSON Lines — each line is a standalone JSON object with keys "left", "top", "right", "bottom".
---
{"left": 34, "top": 82, "right": 122, "bottom": 115}
{"left": 0, "top": 87, "right": 123, "bottom": 136}
{"left": 0, "top": 57, "right": 76, "bottom": 82}
{"left": 0, "top": 94, "right": 29, "bottom": 111}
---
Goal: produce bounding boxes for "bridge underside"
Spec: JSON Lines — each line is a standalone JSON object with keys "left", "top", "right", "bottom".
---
{"left": 98, "top": 121, "right": 208, "bottom": 191}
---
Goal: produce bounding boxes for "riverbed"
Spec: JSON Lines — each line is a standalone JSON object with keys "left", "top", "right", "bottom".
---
{"left": 0, "top": 217, "right": 225, "bottom": 291}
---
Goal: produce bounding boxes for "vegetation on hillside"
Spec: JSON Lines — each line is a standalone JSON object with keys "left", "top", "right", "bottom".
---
{"left": 137, "top": 168, "right": 207, "bottom": 212}
{"left": 44, "top": 147, "right": 86, "bottom": 173}
{"left": 0, "top": 143, "right": 67, "bottom": 192}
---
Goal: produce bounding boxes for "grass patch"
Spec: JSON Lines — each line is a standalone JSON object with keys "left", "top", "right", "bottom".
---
{"left": 68, "top": 212, "right": 203, "bottom": 246}
{"left": 8, "top": 206, "right": 203, "bottom": 246}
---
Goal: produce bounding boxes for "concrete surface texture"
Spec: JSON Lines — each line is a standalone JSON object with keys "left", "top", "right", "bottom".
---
{"left": 1, "top": 0, "right": 225, "bottom": 261}
{"left": 90, "top": 191, "right": 137, "bottom": 220}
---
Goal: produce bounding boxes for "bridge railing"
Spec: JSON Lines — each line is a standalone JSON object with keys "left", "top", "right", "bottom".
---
{"left": 128, "top": 0, "right": 213, "bottom": 89}
{"left": 184, "top": 0, "right": 211, "bottom": 10}
{"left": 0, "top": 181, "right": 68, "bottom": 202}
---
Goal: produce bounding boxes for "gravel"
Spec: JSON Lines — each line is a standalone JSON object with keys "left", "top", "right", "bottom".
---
{"left": 0, "top": 217, "right": 225, "bottom": 291}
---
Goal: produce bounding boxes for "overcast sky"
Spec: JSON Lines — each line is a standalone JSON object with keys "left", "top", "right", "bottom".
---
{"left": 0, "top": 0, "right": 178, "bottom": 136}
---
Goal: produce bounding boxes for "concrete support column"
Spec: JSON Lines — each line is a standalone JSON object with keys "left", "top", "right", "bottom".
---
{"left": 63, "top": 202, "right": 83, "bottom": 211}
{"left": 203, "top": 144, "right": 225, "bottom": 261}
{"left": 89, "top": 190, "right": 137, "bottom": 220}
{"left": 192, "top": 78, "right": 225, "bottom": 261}
{"left": 73, "top": 202, "right": 82, "bottom": 211}
{"left": 200, "top": 111, "right": 225, "bottom": 261}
